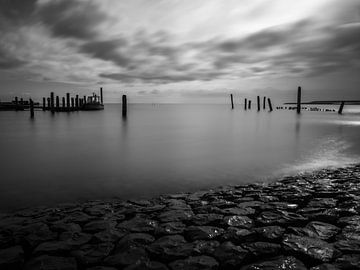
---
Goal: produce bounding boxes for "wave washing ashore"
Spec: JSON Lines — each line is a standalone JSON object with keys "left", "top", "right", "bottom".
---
{"left": 0, "top": 165, "right": 360, "bottom": 269}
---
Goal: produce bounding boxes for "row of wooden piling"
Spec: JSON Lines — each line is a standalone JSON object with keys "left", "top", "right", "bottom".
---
{"left": 230, "top": 94, "right": 273, "bottom": 112}
{"left": 43, "top": 92, "right": 87, "bottom": 112}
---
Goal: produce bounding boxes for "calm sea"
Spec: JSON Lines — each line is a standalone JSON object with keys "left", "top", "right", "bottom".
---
{"left": 1, "top": 104, "right": 360, "bottom": 211}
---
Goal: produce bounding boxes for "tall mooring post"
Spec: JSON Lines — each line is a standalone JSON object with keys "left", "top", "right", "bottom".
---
{"left": 29, "top": 99, "right": 34, "bottom": 118}
{"left": 42, "top": 97, "right": 46, "bottom": 111}
{"left": 71, "top": 97, "right": 75, "bottom": 110}
{"left": 268, "top": 98, "right": 273, "bottom": 112}
{"left": 338, "top": 101, "right": 345, "bottom": 114}
{"left": 75, "top": 95, "right": 79, "bottom": 110}
{"left": 83, "top": 95, "right": 87, "bottom": 105}
{"left": 47, "top": 97, "right": 51, "bottom": 109}
{"left": 66, "top": 93, "right": 70, "bottom": 111}
{"left": 56, "top": 96, "right": 60, "bottom": 111}
{"left": 100, "top": 87, "right": 103, "bottom": 105}
{"left": 14, "top": 96, "right": 18, "bottom": 111}
{"left": 244, "top": 98, "right": 247, "bottom": 110}
{"left": 62, "top": 97, "right": 65, "bottom": 108}
{"left": 297, "top": 86, "right": 301, "bottom": 114}
{"left": 122, "top": 95, "right": 127, "bottom": 117}
{"left": 257, "top": 96, "right": 260, "bottom": 111}
{"left": 50, "top": 92, "right": 55, "bottom": 113}
{"left": 263, "top": 96, "right": 266, "bottom": 110}
{"left": 230, "top": 94, "right": 234, "bottom": 109}
{"left": 248, "top": 100, "right": 251, "bottom": 110}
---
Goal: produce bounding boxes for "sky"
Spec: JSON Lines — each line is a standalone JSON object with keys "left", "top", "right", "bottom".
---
{"left": 0, "top": 0, "right": 359, "bottom": 103}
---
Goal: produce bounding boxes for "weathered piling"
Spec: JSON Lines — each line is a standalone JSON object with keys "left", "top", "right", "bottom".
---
{"left": 122, "top": 95, "right": 127, "bottom": 117}
{"left": 56, "top": 96, "right": 60, "bottom": 111}
{"left": 20, "top": 98, "right": 24, "bottom": 110}
{"left": 100, "top": 87, "right": 103, "bottom": 105}
{"left": 42, "top": 97, "right": 46, "bottom": 111}
{"left": 75, "top": 95, "right": 79, "bottom": 109}
{"left": 62, "top": 97, "right": 65, "bottom": 108}
{"left": 71, "top": 97, "right": 75, "bottom": 110}
{"left": 230, "top": 94, "right": 234, "bottom": 109}
{"left": 297, "top": 86, "right": 301, "bottom": 114}
{"left": 263, "top": 96, "right": 266, "bottom": 110}
{"left": 268, "top": 98, "right": 273, "bottom": 112}
{"left": 66, "top": 93, "right": 70, "bottom": 111}
{"left": 50, "top": 92, "right": 55, "bottom": 113}
{"left": 248, "top": 100, "right": 251, "bottom": 110}
{"left": 29, "top": 99, "right": 34, "bottom": 118}
{"left": 257, "top": 96, "right": 260, "bottom": 111}
{"left": 338, "top": 101, "right": 345, "bottom": 114}
{"left": 83, "top": 95, "right": 86, "bottom": 105}
{"left": 244, "top": 98, "right": 247, "bottom": 110}
{"left": 47, "top": 97, "right": 51, "bottom": 110}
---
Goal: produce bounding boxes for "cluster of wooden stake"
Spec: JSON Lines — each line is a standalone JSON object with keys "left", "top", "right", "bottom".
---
{"left": 230, "top": 94, "right": 273, "bottom": 112}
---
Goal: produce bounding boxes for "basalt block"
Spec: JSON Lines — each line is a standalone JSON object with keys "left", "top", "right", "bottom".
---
{"left": 240, "top": 255, "right": 307, "bottom": 270}
{"left": 185, "top": 226, "right": 224, "bottom": 241}
{"left": 169, "top": 255, "right": 218, "bottom": 270}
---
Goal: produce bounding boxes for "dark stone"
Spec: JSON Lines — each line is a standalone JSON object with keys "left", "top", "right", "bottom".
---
{"left": 158, "top": 210, "right": 194, "bottom": 222}
{"left": 93, "top": 229, "right": 126, "bottom": 243}
{"left": 335, "top": 239, "right": 360, "bottom": 254}
{"left": 24, "top": 255, "right": 77, "bottom": 270}
{"left": 224, "top": 216, "right": 253, "bottom": 228}
{"left": 117, "top": 233, "right": 155, "bottom": 251}
{"left": 104, "top": 246, "right": 149, "bottom": 267}
{"left": 213, "top": 241, "right": 248, "bottom": 268}
{"left": 334, "top": 254, "right": 360, "bottom": 269}
{"left": 240, "top": 255, "right": 307, "bottom": 270}
{"left": 192, "top": 214, "right": 224, "bottom": 226}
{"left": 193, "top": 240, "right": 220, "bottom": 255}
{"left": 71, "top": 242, "right": 114, "bottom": 265}
{"left": 242, "top": 241, "right": 281, "bottom": 257}
{"left": 0, "top": 230, "right": 13, "bottom": 249}
{"left": 185, "top": 226, "right": 224, "bottom": 241}
{"left": 282, "top": 234, "right": 340, "bottom": 263}
{"left": 307, "top": 198, "right": 337, "bottom": 208}
{"left": 337, "top": 224, "right": 360, "bottom": 241}
{"left": 220, "top": 207, "right": 255, "bottom": 216}
{"left": 84, "top": 204, "right": 113, "bottom": 217}
{"left": 297, "top": 208, "right": 339, "bottom": 224}
{"left": 255, "top": 226, "right": 285, "bottom": 241}
{"left": 124, "top": 261, "right": 169, "bottom": 270}
{"left": 59, "top": 231, "right": 92, "bottom": 247}
{"left": 0, "top": 245, "right": 24, "bottom": 270}
{"left": 310, "top": 263, "right": 340, "bottom": 270}
{"left": 221, "top": 227, "right": 256, "bottom": 243}
{"left": 118, "top": 217, "right": 158, "bottom": 233}
{"left": 83, "top": 220, "right": 116, "bottom": 233}
{"left": 147, "top": 235, "right": 195, "bottom": 261}
{"left": 305, "top": 221, "right": 340, "bottom": 240}
{"left": 337, "top": 215, "right": 360, "bottom": 227}
{"left": 33, "top": 241, "right": 72, "bottom": 256}
{"left": 257, "top": 210, "right": 307, "bottom": 226}
{"left": 155, "top": 222, "right": 186, "bottom": 235}
{"left": 169, "top": 255, "right": 218, "bottom": 270}
{"left": 63, "top": 211, "right": 93, "bottom": 224}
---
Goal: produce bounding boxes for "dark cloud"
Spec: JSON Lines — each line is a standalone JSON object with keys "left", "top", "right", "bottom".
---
{"left": 38, "top": 0, "right": 107, "bottom": 40}
{"left": 0, "top": 0, "right": 38, "bottom": 25}
{"left": 0, "top": 45, "right": 27, "bottom": 69}
{"left": 81, "top": 39, "right": 131, "bottom": 67}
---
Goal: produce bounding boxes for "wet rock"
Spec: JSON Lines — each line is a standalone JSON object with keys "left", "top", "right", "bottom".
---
{"left": 83, "top": 220, "right": 116, "bottom": 233}
{"left": 185, "top": 226, "right": 224, "bottom": 241}
{"left": 117, "top": 233, "right": 155, "bottom": 250}
{"left": 334, "top": 239, "right": 360, "bottom": 254}
{"left": 221, "top": 227, "right": 256, "bottom": 243}
{"left": 257, "top": 210, "right": 307, "bottom": 226}
{"left": 307, "top": 198, "right": 337, "bottom": 208}
{"left": 334, "top": 254, "right": 360, "bottom": 269}
{"left": 93, "top": 229, "right": 126, "bottom": 243}
{"left": 104, "top": 246, "right": 149, "bottom": 267}
{"left": 118, "top": 216, "right": 158, "bottom": 233}
{"left": 337, "top": 224, "right": 360, "bottom": 241}
{"left": 84, "top": 204, "right": 113, "bottom": 217}
{"left": 33, "top": 241, "right": 72, "bottom": 256}
{"left": 63, "top": 211, "right": 93, "bottom": 224}
{"left": 255, "top": 226, "right": 285, "bottom": 241}
{"left": 242, "top": 241, "right": 281, "bottom": 257}
{"left": 224, "top": 216, "right": 253, "bottom": 229}
{"left": 169, "top": 255, "right": 218, "bottom": 270}
{"left": 283, "top": 234, "right": 340, "bottom": 262}
{"left": 288, "top": 221, "right": 340, "bottom": 241}
{"left": 51, "top": 222, "right": 82, "bottom": 233}
{"left": 147, "top": 235, "right": 195, "bottom": 261}
{"left": 0, "top": 245, "right": 24, "bottom": 270}
{"left": 310, "top": 263, "right": 341, "bottom": 270}
{"left": 337, "top": 215, "right": 360, "bottom": 227}
{"left": 298, "top": 208, "right": 339, "bottom": 224}
{"left": 158, "top": 210, "right": 194, "bottom": 223}
{"left": 0, "top": 230, "right": 13, "bottom": 249}
{"left": 240, "top": 255, "right": 307, "bottom": 270}
{"left": 59, "top": 231, "right": 92, "bottom": 247}
{"left": 220, "top": 207, "right": 255, "bottom": 216}
{"left": 124, "top": 261, "right": 169, "bottom": 270}
{"left": 213, "top": 241, "right": 248, "bottom": 268}
{"left": 193, "top": 240, "right": 220, "bottom": 255}
{"left": 71, "top": 242, "right": 114, "bottom": 265}
{"left": 14, "top": 222, "right": 57, "bottom": 249}
{"left": 155, "top": 222, "right": 186, "bottom": 235}
{"left": 192, "top": 214, "right": 224, "bottom": 226}
{"left": 24, "top": 255, "right": 77, "bottom": 270}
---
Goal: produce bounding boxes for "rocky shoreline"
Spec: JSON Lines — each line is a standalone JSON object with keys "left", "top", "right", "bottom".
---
{"left": 1, "top": 165, "right": 360, "bottom": 269}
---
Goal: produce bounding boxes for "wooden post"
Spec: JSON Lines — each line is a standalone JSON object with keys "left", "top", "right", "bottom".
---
{"left": 56, "top": 96, "right": 60, "bottom": 111}
{"left": 263, "top": 96, "right": 266, "bottom": 110}
{"left": 71, "top": 97, "right": 74, "bottom": 110}
{"left": 297, "top": 86, "right": 301, "bottom": 114}
{"left": 66, "top": 93, "right": 70, "bottom": 111}
{"left": 47, "top": 97, "right": 51, "bottom": 110}
{"left": 230, "top": 94, "right": 234, "bottom": 109}
{"left": 257, "top": 96, "right": 260, "bottom": 111}
{"left": 248, "top": 100, "right": 251, "bottom": 110}
{"left": 75, "top": 95, "right": 79, "bottom": 110}
{"left": 244, "top": 98, "right": 247, "bottom": 110}
{"left": 30, "top": 99, "right": 34, "bottom": 118}
{"left": 83, "top": 95, "right": 86, "bottom": 104}
{"left": 14, "top": 96, "right": 18, "bottom": 111}
{"left": 338, "top": 101, "right": 345, "bottom": 114}
{"left": 100, "top": 87, "right": 103, "bottom": 105}
{"left": 20, "top": 98, "right": 24, "bottom": 110}
{"left": 122, "top": 95, "right": 127, "bottom": 117}
{"left": 42, "top": 97, "right": 46, "bottom": 111}
{"left": 62, "top": 97, "right": 65, "bottom": 109}
{"left": 268, "top": 98, "right": 273, "bottom": 112}
{"left": 50, "top": 92, "right": 55, "bottom": 113}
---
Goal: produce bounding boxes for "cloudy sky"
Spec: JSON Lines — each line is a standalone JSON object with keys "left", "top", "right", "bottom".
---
{"left": 0, "top": 0, "right": 359, "bottom": 103}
